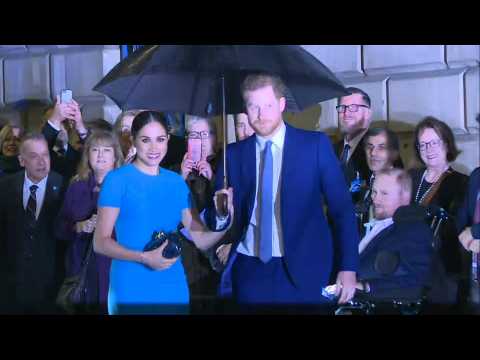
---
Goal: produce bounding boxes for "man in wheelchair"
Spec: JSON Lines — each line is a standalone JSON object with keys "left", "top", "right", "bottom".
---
{"left": 336, "top": 169, "right": 434, "bottom": 315}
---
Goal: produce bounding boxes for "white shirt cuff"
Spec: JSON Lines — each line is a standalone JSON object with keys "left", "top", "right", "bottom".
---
{"left": 47, "top": 119, "right": 61, "bottom": 132}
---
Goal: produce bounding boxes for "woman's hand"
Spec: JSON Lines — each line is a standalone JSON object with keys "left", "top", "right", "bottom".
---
{"left": 196, "top": 160, "right": 213, "bottom": 180}
{"left": 75, "top": 214, "right": 98, "bottom": 234}
{"left": 216, "top": 243, "right": 232, "bottom": 265}
{"left": 49, "top": 96, "right": 77, "bottom": 127}
{"left": 214, "top": 187, "right": 234, "bottom": 222}
{"left": 69, "top": 99, "right": 88, "bottom": 135}
{"left": 181, "top": 153, "right": 195, "bottom": 180}
{"left": 141, "top": 241, "right": 179, "bottom": 270}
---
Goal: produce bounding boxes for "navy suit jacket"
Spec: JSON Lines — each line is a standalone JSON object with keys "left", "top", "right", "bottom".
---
{"left": 206, "top": 123, "right": 359, "bottom": 297}
{"left": 456, "top": 167, "right": 480, "bottom": 238}
{"left": 358, "top": 213, "right": 434, "bottom": 301}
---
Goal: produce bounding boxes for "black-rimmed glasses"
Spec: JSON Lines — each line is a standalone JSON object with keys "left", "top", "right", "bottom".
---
{"left": 336, "top": 104, "right": 370, "bottom": 113}
{"left": 187, "top": 131, "right": 212, "bottom": 139}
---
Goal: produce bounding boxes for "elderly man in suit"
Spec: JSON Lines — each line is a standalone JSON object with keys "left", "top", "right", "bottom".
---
{"left": 0, "top": 133, "right": 64, "bottom": 314}
{"left": 206, "top": 73, "right": 359, "bottom": 313}
{"left": 356, "top": 168, "right": 433, "bottom": 303}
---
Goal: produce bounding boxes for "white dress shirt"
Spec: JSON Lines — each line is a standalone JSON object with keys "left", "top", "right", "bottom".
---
{"left": 237, "top": 122, "right": 286, "bottom": 258}
{"left": 358, "top": 217, "right": 394, "bottom": 254}
{"left": 23, "top": 172, "right": 48, "bottom": 220}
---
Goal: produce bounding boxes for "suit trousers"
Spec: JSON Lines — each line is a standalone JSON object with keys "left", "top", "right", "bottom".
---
{"left": 231, "top": 254, "right": 334, "bottom": 314}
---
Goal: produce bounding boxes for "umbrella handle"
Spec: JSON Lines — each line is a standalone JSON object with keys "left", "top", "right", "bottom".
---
{"left": 216, "top": 193, "right": 229, "bottom": 218}
{"left": 217, "top": 75, "right": 229, "bottom": 219}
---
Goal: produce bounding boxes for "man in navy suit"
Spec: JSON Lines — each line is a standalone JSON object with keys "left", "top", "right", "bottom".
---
{"left": 457, "top": 166, "right": 480, "bottom": 311}
{"left": 356, "top": 169, "right": 433, "bottom": 302}
{"left": 206, "top": 73, "right": 359, "bottom": 311}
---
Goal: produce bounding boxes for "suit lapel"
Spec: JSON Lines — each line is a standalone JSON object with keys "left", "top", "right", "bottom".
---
{"left": 38, "top": 174, "right": 59, "bottom": 223}
{"left": 360, "top": 224, "right": 395, "bottom": 258}
{"left": 243, "top": 136, "right": 257, "bottom": 224}
{"left": 280, "top": 124, "right": 297, "bottom": 246}
{"left": 14, "top": 172, "right": 26, "bottom": 223}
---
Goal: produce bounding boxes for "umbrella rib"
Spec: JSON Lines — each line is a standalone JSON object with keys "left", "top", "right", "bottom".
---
{"left": 121, "top": 46, "right": 160, "bottom": 110}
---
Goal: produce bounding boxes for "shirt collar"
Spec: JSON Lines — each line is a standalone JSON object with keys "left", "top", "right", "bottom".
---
{"left": 24, "top": 171, "right": 48, "bottom": 189}
{"left": 256, "top": 121, "right": 286, "bottom": 151}
{"left": 344, "top": 128, "right": 368, "bottom": 149}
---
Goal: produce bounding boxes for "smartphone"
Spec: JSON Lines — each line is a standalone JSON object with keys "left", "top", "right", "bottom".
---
{"left": 188, "top": 138, "right": 202, "bottom": 164}
{"left": 60, "top": 89, "right": 73, "bottom": 103}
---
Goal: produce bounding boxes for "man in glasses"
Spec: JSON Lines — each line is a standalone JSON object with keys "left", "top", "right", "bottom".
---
{"left": 335, "top": 87, "right": 372, "bottom": 200}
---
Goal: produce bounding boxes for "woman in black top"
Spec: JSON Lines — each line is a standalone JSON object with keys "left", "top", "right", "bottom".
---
{"left": 410, "top": 116, "right": 469, "bottom": 308}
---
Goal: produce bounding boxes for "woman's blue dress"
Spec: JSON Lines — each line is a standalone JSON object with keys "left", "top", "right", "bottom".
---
{"left": 98, "top": 164, "right": 191, "bottom": 315}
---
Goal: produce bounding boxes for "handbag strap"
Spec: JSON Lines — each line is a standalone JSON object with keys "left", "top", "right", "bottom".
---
{"left": 78, "top": 237, "right": 95, "bottom": 278}
{"left": 420, "top": 169, "right": 452, "bottom": 206}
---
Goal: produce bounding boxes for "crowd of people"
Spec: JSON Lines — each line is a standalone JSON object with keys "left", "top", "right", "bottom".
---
{"left": 0, "top": 72, "right": 479, "bottom": 315}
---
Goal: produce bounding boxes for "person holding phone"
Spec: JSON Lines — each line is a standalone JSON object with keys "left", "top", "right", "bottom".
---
{"left": 42, "top": 90, "right": 88, "bottom": 182}
{"left": 93, "top": 111, "right": 233, "bottom": 315}
{"left": 178, "top": 115, "right": 224, "bottom": 313}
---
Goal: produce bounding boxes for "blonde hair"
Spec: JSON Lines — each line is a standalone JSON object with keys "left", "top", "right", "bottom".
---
{"left": 0, "top": 124, "right": 23, "bottom": 155}
{"left": 72, "top": 130, "right": 124, "bottom": 183}
{"left": 114, "top": 110, "right": 144, "bottom": 135}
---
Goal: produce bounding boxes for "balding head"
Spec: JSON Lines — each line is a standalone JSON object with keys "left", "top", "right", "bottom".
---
{"left": 18, "top": 133, "right": 50, "bottom": 183}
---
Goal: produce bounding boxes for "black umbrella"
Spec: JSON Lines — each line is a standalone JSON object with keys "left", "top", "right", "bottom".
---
{"left": 93, "top": 45, "right": 349, "bottom": 214}
{"left": 94, "top": 45, "right": 348, "bottom": 115}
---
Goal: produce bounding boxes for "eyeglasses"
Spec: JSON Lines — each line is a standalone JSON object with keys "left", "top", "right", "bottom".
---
{"left": 336, "top": 104, "right": 370, "bottom": 113}
{"left": 187, "top": 131, "right": 212, "bottom": 139}
{"left": 418, "top": 139, "right": 443, "bottom": 152}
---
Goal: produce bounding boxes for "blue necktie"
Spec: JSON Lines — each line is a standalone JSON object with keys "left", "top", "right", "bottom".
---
{"left": 340, "top": 143, "right": 350, "bottom": 166}
{"left": 259, "top": 141, "right": 273, "bottom": 263}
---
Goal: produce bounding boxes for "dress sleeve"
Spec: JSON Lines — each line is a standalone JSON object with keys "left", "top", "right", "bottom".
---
{"left": 98, "top": 171, "right": 123, "bottom": 208}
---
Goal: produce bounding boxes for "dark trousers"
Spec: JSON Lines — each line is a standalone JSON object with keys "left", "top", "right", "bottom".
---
{"left": 231, "top": 254, "right": 334, "bottom": 314}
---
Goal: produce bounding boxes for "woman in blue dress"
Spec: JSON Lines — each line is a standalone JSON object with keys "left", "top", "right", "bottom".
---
{"left": 93, "top": 111, "right": 233, "bottom": 315}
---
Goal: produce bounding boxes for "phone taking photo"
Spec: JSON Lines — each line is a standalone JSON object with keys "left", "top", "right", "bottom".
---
{"left": 60, "top": 89, "right": 73, "bottom": 103}
{"left": 188, "top": 138, "right": 202, "bottom": 164}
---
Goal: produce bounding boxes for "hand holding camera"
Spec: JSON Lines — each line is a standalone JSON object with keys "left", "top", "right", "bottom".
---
{"left": 49, "top": 90, "right": 87, "bottom": 136}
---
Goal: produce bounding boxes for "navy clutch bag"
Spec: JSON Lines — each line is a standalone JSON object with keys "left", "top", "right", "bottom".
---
{"left": 143, "top": 231, "right": 182, "bottom": 259}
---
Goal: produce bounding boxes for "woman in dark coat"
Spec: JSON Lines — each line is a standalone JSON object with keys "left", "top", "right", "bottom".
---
{"left": 56, "top": 130, "right": 124, "bottom": 313}
{"left": 409, "top": 116, "right": 469, "bottom": 309}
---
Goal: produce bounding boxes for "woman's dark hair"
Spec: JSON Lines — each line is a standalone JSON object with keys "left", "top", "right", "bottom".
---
{"left": 414, "top": 116, "right": 460, "bottom": 164}
{"left": 131, "top": 111, "right": 169, "bottom": 139}
{"left": 363, "top": 126, "right": 404, "bottom": 168}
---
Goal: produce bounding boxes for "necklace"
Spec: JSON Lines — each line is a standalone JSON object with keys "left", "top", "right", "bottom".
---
{"left": 414, "top": 166, "right": 450, "bottom": 204}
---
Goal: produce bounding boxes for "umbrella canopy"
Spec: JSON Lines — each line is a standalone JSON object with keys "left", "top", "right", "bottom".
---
{"left": 93, "top": 45, "right": 349, "bottom": 116}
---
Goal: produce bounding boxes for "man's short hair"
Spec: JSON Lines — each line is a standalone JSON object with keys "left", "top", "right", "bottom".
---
{"left": 341, "top": 87, "right": 371, "bottom": 108}
{"left": 376, "top": 168, "right": 412, "bottom": 197}
{"left": 19, "top": 132, "right": 47, "bottom": 154}
{"left": 241, "top": 72, "right": 287, "bottom": 100}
